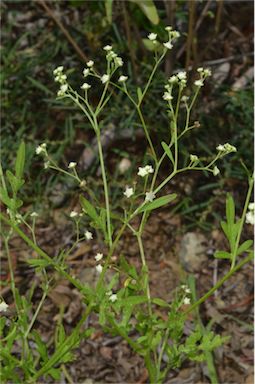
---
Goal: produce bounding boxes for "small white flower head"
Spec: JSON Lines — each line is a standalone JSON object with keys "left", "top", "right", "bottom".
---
{"left": 197, "top": 67, "right": 204, "bottom": 73}
{"left": 57, "top": 83, "right": 68, "bottom": 97}
{"left": 123, "top": 186, "right": 134, "bottom": 198}
{"left": 163, "top": 92, "right": 173, "bottom": 101}
{"left": 109, "top": 293, "right": 117, "bottom": 302}
{"left": 118, "top": 75, "right": 128, "bottom": 83}
{"left": 163, "top": 41, "right": 173, "bottom": 50}
{"left": 53, "top": 66, "right": 64, "bottom": 75}
{"left": 44, "top": 161, "right": 50, "bottom": 169}
{"left": 177, "top": 71, "right": 187, "bottom": 80}
{"left": 68, "top": 162, "right": 77, "bottom": 169}
{"left": 95, "top": 253, "right": 103, "bottom": 262}
{"left": 171, "top": 30, "right": 180, "bottom": 39}
{"left": 118, "top": 158, "right": 131, "bottom": 174}
{"left": 194, "top": 79, "right": 204, "bottom": 87}
{"left": 35, "top": 143, "right": 47, "bottom": 155}
{"left": 138, "top": 165, "right": 154, "bottom": 177}
{"left": 83, "top": 68, "right": 90, "bottom": 77}
{"left": 70, "top": 211, "right": 78, "bottom": 218}
{"left": 145, "top": 191, "right": 156, "bottom": 202}
{"left": 165, "top": 26, "right": 172, "bottom": 32}
{"left": 216, "top": 144, "right": 225, "bottom": 152}
{"left": 246, "top": 211, "right": 254, "bottom": 225}
{"left": 213, "top": 166, "right": 220, "bottom": 176}
{"left": 79, "top": 180, "right": 86, "bottom": 188}
{"left": 148, "top": 32, "right": 157, "bottom": 41}
{"left": 96, "top": 264, "right": 103, "bottom": 274}
{"left": 30, "top": 212, "right": 39, "bottom": 218}
{"left": 103, "top": 45, "right": 113, "bottom": 51}
{"left": 0, "top": 300, "right": 8, "bottom": 312}
{"left": 115, "top": 56, "right": 124, "bottom": 67}
{"left": 86, "top": 60, "right": 94, "bottom": 67}
{"left": 190, "top": 154, "right": 198, "bottom": 162}
{"left": 248, "top": 203, "right": 255, "bottom": 211}
{"left": 169, "top": 75, "right": 178, "bottom": 84}
{"left": 204, "top": 68, "right": 212, "bottom": 77}
{"left": 185, "top": 287, "right": 191, "bottom": 294}
{"left": 81, "top": 82, "right": 91, "bottom": 90}
{"left": 101, "top": 74, "right": 110, "bottom": 84}
{"left": 85, "top": 230, "right": 93, "bottom": 240}
{"left": 181, "top": 95, "right": 189, "bottom": 102}
{"left": 183, "top": 297, "right": 190, "bottom": 305}
{"left": 217, "top": 143, "right": 237, "bottom": 154}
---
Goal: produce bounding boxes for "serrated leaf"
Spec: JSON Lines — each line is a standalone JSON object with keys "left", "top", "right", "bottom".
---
{"left": 138, "top": 193, "right": 177, "bottom": 213}
{"left": 214, "top": 251, "right": 232, "bottom": 259}
{"left": 15, "top": 141, "right": 25, "bottom": 179}
{"left": 237, "top": 240, "right": 253, "bottom": 256}
{"left": 161, "top": 141, "right": 174, "bottom": 165}
{"left": 80, "top": 195, "right": 99, "bottom": 224}
{"left": 130, "top": 0, "right": 159, "bottom": 25}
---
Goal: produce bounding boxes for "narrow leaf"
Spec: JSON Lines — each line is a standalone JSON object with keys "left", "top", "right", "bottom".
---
{"left": 121, "top": 295, "right": 148, "bottom": 306}
{"left": 161, "top": 141, "right": 174, "bottom": 165}
{"left": 137, "top": 87, "right": 143, "bottom": 103}
{"left": 226, "top": 194, "right": 235, "bottom": 225}
{"left": 237, "top": 240, "right": 253, "bottom": 256}
{"left": 214, "top": 251, "right": 232, "bottom": 259}
{"left": 15, "top": 141, "right": 25, "bottom": 179}
{"left": 138, "top": 193, "right": 177, "bottom": 213}
{"left": 130, "top": 0, "right": 159, "bottom": 25}
{"left": 105, "top": 0, "right": 114, "bottom": 24}
{"left": 80, "top": 195, "right": 99, "bottom": 224}
{"left": 6, "top": 170, "right": 24, "bottom": 194}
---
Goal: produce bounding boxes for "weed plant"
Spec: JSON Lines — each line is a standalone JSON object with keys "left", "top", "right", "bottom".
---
{"left": 0, "top": 27, "right": 254, "bottom": 383}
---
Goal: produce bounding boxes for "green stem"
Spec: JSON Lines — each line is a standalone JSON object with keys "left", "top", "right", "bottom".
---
{"left": 24, "top": 288, "right": 48, "bottom": 339}
{"left": 185, "top": 253, "right": 253, "bottom": 315}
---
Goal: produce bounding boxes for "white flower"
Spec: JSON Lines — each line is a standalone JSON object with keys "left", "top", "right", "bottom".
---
{"left": 118, "top": 75, "right": 128, "bottom": 83}
{"left": 148, "top": 32, "right": 157, "bottom": 41}
{"left": 165, "top": 26, "right": 172, "bottom": 32}
{"left": 169, "top": 75, "right": 178, "bottom": 83}
{"left": 81, "top": 83, "right": 91, "bottom": 90}
{"left": 197, "top": 67, "right": 204, "bottom": 73}
{"left": 57, "top": 83, "right": 68, "bottom": 97}
{"left": 183, "top": 297, "right": 190, "bottom": 305}
{"left": 85, "top": 230, "right": 93, "bottom": 240}
{"left": 103, "top": 45, "right": 112, "bottom": 51}
{"left": 86, "top": 60, "right": 94, "bottom": 67}
{"left": 0, "top": 300, "right": 8, "bottom": 312}
{"left": 163, "top": 92, "right": 173, "bottom": 101}
{"left": 109, "top": 294, "right": 117, "bottom": 302}
{"left": 118, "top": 158, "right": 131, "bottom": 174}
{"left": 246, "top": 211, "right": 254, "bottom": 225}
{"left": 70, "top": 211, "right": 78, "bottom": 218}
{"left": 53, "top": 66, "right": 64, "bottom": 75}
{"left": 181, "top": 95, "right": 189, "bottom": 102}
{"left": 213, "top": 166, "right": 220, "bottom": 176}
{"left": 145, "top": 191, "right": 156, "bottom": 202}
{"left": 194, "top": 79, "right": 204, "bottom": 87}
{"left": 190, "top": 154, "right": 198, "bottom": 162}
{"left": 217, "top": 143, "right": 237, "bottom": 153}
{"left": 123, "top": 186, "right": 134, "bottom": 198}
{"left": 96, "top": 264, "right": 103, "bottom": 273}
{"left": 185, "top": 287, "right": 191, "bottom": 294}
{"left": 204, "top": 68, "right": 212, "bottom": 76}
{"left": 163, "top": 41, "right": 173, "bottom": 50}
{"left": 35, "top": 143, "right": 47, "bottom": 155}
{"left": 79, "top": 180, "right": 86, "bottom": 188}
{"left": 216, "top": 144, "right": 225, "bottom": 152}
{"left": 30, "top": 212, "right": 39, "bottom": 218}
{"left": 177, "top": 71, "right": 187, "bottom": 80}
{"left": 83, "top": 68, "right": 90, "bottom": 77}
{"left": 137, "top": 165, "right": 154, "bottom": 177}
{"left": 68, "top": 162, "right": 77, "bottom": 169}
{"left": 44, "top": 161, "right": 50, "bottom": 169}
{"left": 95, "top": 253, "right": 103, "bottom": 262}
{"left": 101, "top": 74, "right": 110, "bottom": 84}
{"left": 248, "top": 203, "right": 255, "bottom": 211}
{"left": 115, "top": 57, "right": 123, "bottom": 67}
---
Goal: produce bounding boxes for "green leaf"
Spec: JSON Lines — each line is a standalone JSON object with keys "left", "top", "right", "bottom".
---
{"left": 137, "top": 87, "right": 143, "bottom": 103}
{"left": 120, "top": 255, "right": 138, "bottom": 279}
{"left": 237, "top": 240, "right": 253, "bottom": 256}
{"left": 137, "top": 193, "right": 177, "bottom": 213}
{"left": 214, "top": 251, "right": 232, "bottom": 259}
{"left": 161, "top": 141, "right": 174, "bottom": 165}
{"left": 226, "top": 194, "right": 235, "bottom": 225}
{"left": 220, "top": 221, "right": 229, "bottom": 238}
{"left": 27, "top": 259, "right": 49, "bottom": 268}
{"left": 15, "top": 141, "right": 25, "bottom": 179}
{"left": 121, "top": 295, "right": 147, "bottom": 306}
{"left": 152, "top": 298, "right": 170, "bottom": 308}
{"left": 130, "top": 0, "right": 159, "bottom": 25}
{"left": 6, "top": 170, "right": 24, "bottom": 195}
{"left": 0, "top": 187, "right": 11, "bottom": 207}
{"left": 142, "top": 38, "right": 162, "bottom": 52}
{"left": 105, "top": 0, "right": 114, "bottom": 24}
{"left": 80, "top": 195, "right": 99, "bottom": 224}
{"left": 32, "top": 330, "right": 48, "bottom": 362}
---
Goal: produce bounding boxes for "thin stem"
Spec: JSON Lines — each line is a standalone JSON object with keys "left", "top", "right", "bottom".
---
{"left": 24, "top": 288, "right": 48, "bottom": 339}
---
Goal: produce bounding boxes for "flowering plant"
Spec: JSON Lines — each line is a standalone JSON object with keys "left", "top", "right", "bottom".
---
{"left": 0, "top": 28, "right": 253, "bottom": 383}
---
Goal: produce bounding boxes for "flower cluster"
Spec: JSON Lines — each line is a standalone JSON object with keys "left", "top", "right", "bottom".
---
{"left": 35, "top": 143, "right": 47, "bottom": 156}
{"left": 216, "top": 143, "right": 237, "bottom": 155}
{"left": 104, "top": 45, "right": 123, "bottom": 69}
{"left": 163, "top": 71, "right": 187, "bottom": 101}
{"left": 194, "top": 67, "right": 212, "bottom": 88}
{"left": 53, "top": 66, "right": 68, "bottom": 97}
{"left": 95, "top": 253, "right": 104, "bottom": 274}
{"left": 246, "top": 203, "right": 254, "bottom": 225}
{"left": 164, "top": 26, "right": 180, "bottom": 50}
{"left": 0, "top": 300, "right": 8, "bottom": 312}
{"left": 124, "top": 186, "right": 134, "bottom": 198}
{"left": 137, "top": 165, "right": 154, "bottom": 177}
{"left": 181, "top": 285, "right": 191, "bottom": 305}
